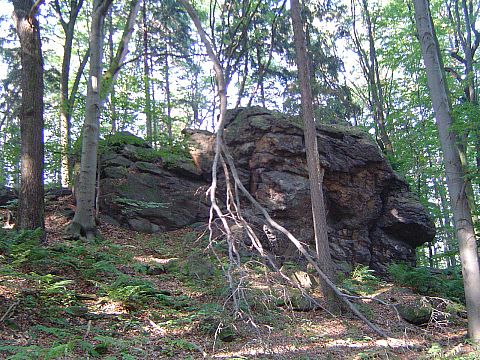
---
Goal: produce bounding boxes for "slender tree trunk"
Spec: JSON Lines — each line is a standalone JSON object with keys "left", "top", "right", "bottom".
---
{"left": 13, "top": 0, "right": 45, "bottom": 233}
{"left": 428, "top": 241, "right": 434, "bottom": 268}
{"left": 68, "top": 0, "right": 113, "bottom": 240}
{"left": 165, "top": 40, "right": 173, "bottom": 146}
{"left": 357, "top": 0, "right": 394, "bottom": 157}
{"left": 55, "top": 0, "right": 85, "bottom": 188}
{"left": 142, "top": 0, "right": 152, "bottom": 144}
{"left": 151, "top": 59, "right": 158, "bottom": 149}
{"left": 414, "top": 0, "right": 480, "bottom": 342}
{"left": 290, "top": 0, "right": 336, "bottom": 301}
{"left": 100, "top": 0, "right": 141, "bottom": 103}
{"left": 235, "top": 55, "right": 248, "bottom": 108}
{"left": 108, "top": 7, "right": 117, "bottom": 132}
{"left": 448, "top": 0, "right": 479, "bottom": 223}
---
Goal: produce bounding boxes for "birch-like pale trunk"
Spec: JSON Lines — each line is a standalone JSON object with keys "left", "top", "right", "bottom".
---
{"left": 290, "top": 0, "right": 335, "bottom": 301}
{"left": 413, "top": 0, "right": 480, "bottom": 342}
{"left": 68, "top": 0, "right": 112, "bottom": 240}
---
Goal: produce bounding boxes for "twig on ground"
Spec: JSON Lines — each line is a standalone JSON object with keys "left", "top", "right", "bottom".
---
{"left": 0, "top": 301, "right": 19, "bottom": 323}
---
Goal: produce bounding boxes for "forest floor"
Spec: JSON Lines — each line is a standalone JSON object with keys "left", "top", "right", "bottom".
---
{"left": 0, "top": 194, "right": 479, "bottom": 359}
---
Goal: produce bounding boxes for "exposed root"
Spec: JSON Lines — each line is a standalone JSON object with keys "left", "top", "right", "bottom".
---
{"left": 64, "top": 221, "right": 99, "bottom": 241}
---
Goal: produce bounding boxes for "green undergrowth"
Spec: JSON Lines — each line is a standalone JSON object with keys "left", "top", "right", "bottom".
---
{"left": 0, "top": 228, "right": 230, "bottom": 359}
{"left": 2, "top": 228, "right": 474, "bottom": 359}
{"left": 388, "top": 263, "right": 465, "bottom": 303}
{"left": 340, "top": 265, "right": 383, "bottom": 296}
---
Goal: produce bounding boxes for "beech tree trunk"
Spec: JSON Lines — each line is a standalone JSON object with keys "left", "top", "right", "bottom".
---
{"left": 68, "top": 0, "right": 113, "bottom": 240}
{"left": 13, "top": 0, "right": 45, "bottom": 233}
{"left": 413, "top": 0, "right": 480, "bottom": 342}
{"left": 290, "top": 0, "right": 336, "bottom": 300}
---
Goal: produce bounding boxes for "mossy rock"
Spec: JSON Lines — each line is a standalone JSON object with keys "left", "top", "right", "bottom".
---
{"left": 181, "top": 253, "right": 216, "bottom": 280}
{"left": 135, "top": 161, "right": 165, "bottom": 176}
{"left": 199, "top": 317, "right": 237, "bottom": 342}
{"left": 103, "top": 166, "right": 128, "bottom": 179}
{"left": 122, "top": 144, "right": 161, "bottom": 162}
{"left": 218, "top": 325, "right": 236, "bottom": 342}
{"left": 103, "top": 131, "right": 150, "bottom": 148}
{"left": 277, "top": 289, "right": 319, "bottom": 312}
{"left": 397, "top": 304, "right": 432, "bottom": 325}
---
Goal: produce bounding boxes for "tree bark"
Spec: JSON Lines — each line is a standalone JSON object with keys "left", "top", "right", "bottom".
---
{"left": 12, "top": 0, "right": 45, "bottom": 233}
{"left": 67, "top": 0, "right": 113, "bottom": 240}
{"left": 447, "top": 0, "right": 479, "bottom": 223}
{"left": 107, "top": 7, "right": 117, "bottom": 132}
{"left": 54, "top": 0, "right": 85, "bottom": 188}
{"left": 142, "top": 0, "right": 153, "bottom": 145}
{"left": 351, "top": 0, "right": 394, "bottom": 157}
{"left": 290, "top": 0, "right": 336, "bottom": 300}
{"left": 165, "top": 40, "right": 173, "bottom": 146}
{"left": 413, "top": 0, "right": 480, "bottom": 342}
{"left": 100, "top": 0, "right": 141, "bottom": 103}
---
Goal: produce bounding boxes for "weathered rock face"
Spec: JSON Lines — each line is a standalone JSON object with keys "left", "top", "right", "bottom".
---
{"left": 185, "top": 107, "right": 435, "bottom": 274}
{"left": 98, "top": 109, "right": 435, "bottom": 274}
{"left": 99, "top": 132, "right": 209, "bottom": 233}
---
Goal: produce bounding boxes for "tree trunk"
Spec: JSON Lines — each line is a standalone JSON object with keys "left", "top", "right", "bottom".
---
{"left": 447, "top": 0, "right": 479, "bottom": 224}
{"left": 413, "top": 0, "right": 480, "bottom": 342}
{"left": 290, "top": 0, "right": 336, "bottom": 300}
{"left": 67, "top": 0, "right": 113, "bottom": 240}
{"left": 108, "top": 7, "right": 117, "bottom": 132}
{"left": 100, "top": 0, "right": 141, "bottom": 103}
{"left": 13, "top": 0, "right": 45, "bottom": 233}
{"left": 143, "top": 0, "right": 152, "bottom": 144}
{"left": 352, "top": 0, "right": 394, "bottom": 157}
{"left": 165, "top": 40, "right": 173, "bottom": 146}
{"left": 54, "top": 0, "right": 85, "bottom": 188}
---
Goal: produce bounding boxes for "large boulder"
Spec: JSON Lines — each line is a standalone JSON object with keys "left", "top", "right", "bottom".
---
{"left": 185, "top": 107, "right": 435, "bottom": 274}
{"left": 99, "top": 108, "right": 435, "bottom": 274}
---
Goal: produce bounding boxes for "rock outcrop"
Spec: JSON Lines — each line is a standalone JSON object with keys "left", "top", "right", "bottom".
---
{"left": 98, "top": 108, "right": 435, "bottom": 273}
{"left": 98, "top": 132, "right": 209, "bottom": 233}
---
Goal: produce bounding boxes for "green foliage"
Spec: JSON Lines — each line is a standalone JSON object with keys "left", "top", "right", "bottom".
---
{"left": 30, "top": 274, "right": 77, "bottom": 307}
{"left": 103, "top": 131, "right": 149, "bottom": 149}
{"left": 105, "top": 275, "right": 159, "bottom": 306}
{"left": 0, "top": 228, "right": 45, "bottom": 267}
{"left": 341, "top": 265, "right": 381, "bottom": 296}
{"left": 0, "top": 198, "right": 17, "bottom": 210}
{"left": 388, "top": 263, "right": 465, "bottom": 303}
{"left": 158, "top": 337, "right": 198, "bottom": 357}
{"left": 104, "top": 275, "right": 190, "bottom": 310}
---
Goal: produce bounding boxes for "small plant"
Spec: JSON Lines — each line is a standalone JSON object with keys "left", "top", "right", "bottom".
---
{"left": 341, "top": 265, "right": 380, "bottom": 296}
